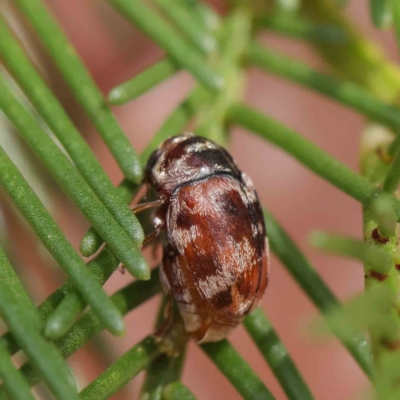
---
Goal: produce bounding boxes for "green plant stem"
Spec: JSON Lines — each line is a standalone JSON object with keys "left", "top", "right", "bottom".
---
{"left": 229, "top": 104, "right": 400, "bottom": 219}
{"left": 108, "top": 0, "right": 223, "bottom": 92}
{"left": 140, "top": 298, "right": 187, "bottom": 400}
{"left": 201, "top": 339, "right": 276, "bottom": 400}
{"left": 0, "top": 16, "right": 145, "bottom": 251}
{"left": 155, "top": 0, "right": 216, "bottom": 54}
{"left": 247, "top": 42, "right": 400, "bottom": 130}
{"left": 0, "top": 147, "right": 125, "bottom": 336}
{"left": 196, "top": 8, "right": 249, "bottom": 144}
{"left": 369, "top": 0, "right": 393, "bottom": 28}
{"left": 0, "top": 344, "right": 36, "bottom": 400}
{"left": 383, "top": 147, "right": 400, "bottom": 193}
{"left": 310, "top": 231, "right": 393, "bottom": 273}
{"left": 256, "top": 14, "right": 346, "bottom": 43}
{"left": 360, "top": 126, "right": 400, "bottom": 363}
{"left": 0, "top": 247, "right": 78, "bottom": 400}
{"left": 140, "top": 352, "right": 186, "bottom": 400}
{"left": 82, "top": 86, "right": 208, "bottom": 256}
{"left": 0, "top": 74, "right": 149, "bottom": 281}
{"left": 0, "top": 269, "right": 161, "bottom": 395}
{"left": 263, "top": 210, "right": 374, "bottom": 377}
{"left": 15, "top": 0, "right": 142, "bottom": 183}
{"left": 79, "top": 336, "right": 160, "bottom": 400}
{"left": 108, "top": 59, "right": 179, "bottom": 105}
{"left": 369, "top": 195, "right": 397, "bottom": 237}
{"left": 244, "top": 308, "right": 315, "bottom": 400}
{"left": 162, "top": 382, "right": 197, "bottom": 400}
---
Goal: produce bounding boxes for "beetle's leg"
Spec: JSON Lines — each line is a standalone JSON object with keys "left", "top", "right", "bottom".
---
{"left": 154, "top": 264, "right": 174, "bottom": 338}
{"left": 131, "top": 199, "right": 164, "bottom": 213}
{"left": 141, "top": 222, "right": 163, "bottom": 248}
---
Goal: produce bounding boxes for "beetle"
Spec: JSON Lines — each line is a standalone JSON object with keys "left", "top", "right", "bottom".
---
{"left": 141, "top": 132, "right": 269, "bottom": 343}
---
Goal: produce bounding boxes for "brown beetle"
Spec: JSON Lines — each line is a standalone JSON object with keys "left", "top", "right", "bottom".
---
{"left": 143, "top": 133, "right": 269, "bottom": 343}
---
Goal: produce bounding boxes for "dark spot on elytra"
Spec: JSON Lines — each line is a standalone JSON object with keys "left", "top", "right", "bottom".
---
{"left": 369, "top": 270, "right": 388, "bottom": 281}
{"left": 219, "top": 189, "right": 244, "bottom": 216}
{"left": 396, "top": 264, "right": 400, "bottom": 271}
{"left": 186, "top": 149, "right": 232, "bottom": 170}
{"left": 371, "top": 228, "right": 390, "bottom": 244}
{"left": 212, "top": 288, "right": 233, "bottom": 308}
{"left": 191, "top": 253, "right": 219, "bottom": 281}
{"left": 176, "top": 210, "right": 193, "bottom": 230}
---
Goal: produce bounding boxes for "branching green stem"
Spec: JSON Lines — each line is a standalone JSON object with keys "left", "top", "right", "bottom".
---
{"left": 140, "top": 298, "right": 187, "bottom": 400}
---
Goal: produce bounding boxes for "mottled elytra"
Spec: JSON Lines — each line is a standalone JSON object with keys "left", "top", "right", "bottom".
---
{"left": 143, "top": 132, "right": 269, "bottom": 343}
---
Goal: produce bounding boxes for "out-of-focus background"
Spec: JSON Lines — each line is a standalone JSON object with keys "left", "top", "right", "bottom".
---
{"left": 1, "top": 1, "right": 398, "bottom": 399}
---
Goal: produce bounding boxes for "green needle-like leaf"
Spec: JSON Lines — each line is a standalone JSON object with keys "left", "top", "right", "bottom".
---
{"left": 79, "top": 336, "right": 160, "bottom": 400}
{"left": 247, "top": 42, "right": 400, "bottom": 131}
{"left": 0, "top": 344, "right": 36, "bottom": 400}
{"left": 263, "top": 210, "right": 374, "bottom": 377}
{"left": 0, "top": 147, "right": 125, "bottom": 336}
{"left": 0, "top": 15, "right": 145, "bottom": 250}
{"left": 244, "top": 308, "right": 315, "bottom": 400}
{"left": 155, "top": 0, "right": 217, "bottom": 54}
{"left": 44, "top": 247, "right": 119, "bottom": 339}
{"left": 162, "top": 382, "right": 197, "bottom": 400}
{"left": 229, "top": 104, "right": 400, "bottom": 221}
{"left": 15, "top": 0, "right": 143, "bottom": 183}
{"left": 0, "top": 269, "right": 161, "bottom": 394}
{"left": 369, "top": 0, "right": 393, "bottom": 28}
{"left": 108, "top": 0, "right": 223, "bottom": 91}
{"left": 257, "top": 15, "right": 346, "bottom": 43}
{"left": 0, "top": 247, "right": 78, "bottom": 400}
{"left": 369, "top": 195, "right": 397, "bottom": 237}
{"left": 310, "top": 231, "right": 394, "bottom": 273}
{"left": 391, "top": 0, "right": 400, "bottom": 55}
{"left": 201, "top": 340, "right": 276, "bottom": 400}
{"left": 0, "top": 75, "right": 149, "bottom": 281}
{"left": 108, "top": 59, "right": 180, "bottom": 105}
